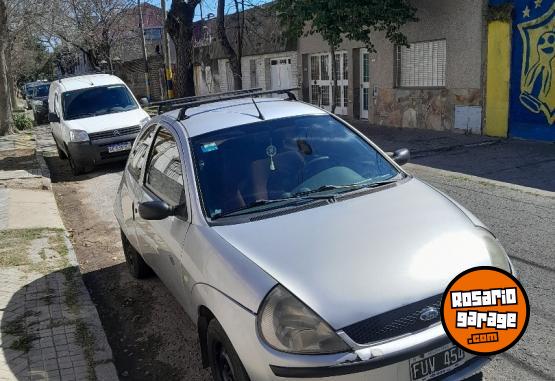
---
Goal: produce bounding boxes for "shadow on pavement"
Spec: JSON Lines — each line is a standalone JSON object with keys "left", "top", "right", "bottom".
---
{"left": 351, "top": 123, "right": 555, "bottom": 192}
{"left": 81, "top": 262, "right": 211, "bottom": 380}
{"left": 44, "top": 156, "right": 126, "bottom": 184}
{"left": 0, "top": 267, "right": 108, "bottom": 380}
{"left": 409, "top": 140, "right": 555, "bottom": 192}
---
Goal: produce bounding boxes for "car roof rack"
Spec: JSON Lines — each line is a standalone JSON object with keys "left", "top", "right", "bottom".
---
{"left": 151, "top": 88, "right": 263, "bottom": 115}
{"left": 175, "top": 88, "right": 299, "bottom": 120}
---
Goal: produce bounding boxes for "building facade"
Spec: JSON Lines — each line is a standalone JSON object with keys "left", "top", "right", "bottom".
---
{"left": 485, "top": 0, "right": 555, "bottom": 141}
{"left": 298, "top": 0, "right": 487, "bottom": 133}
{"left": 192, "top": 6, "right": 299, "bottom": 97}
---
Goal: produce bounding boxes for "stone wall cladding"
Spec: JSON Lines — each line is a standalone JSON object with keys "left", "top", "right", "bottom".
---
{"left": 373, "top": 88, "right": 482, "bottom": 130}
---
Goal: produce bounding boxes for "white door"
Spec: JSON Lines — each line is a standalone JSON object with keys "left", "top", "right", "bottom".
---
{"left": 360, "top": 49, "right": 370, "bottom": 119}
{"left": 334, "top": 52, "right": 348, "bottom": 115}
{"left": 309, "top": 53, "right": 348, "bottom": 115}
{"left": 270, "top": 58, "right": 292, "bottom": 91}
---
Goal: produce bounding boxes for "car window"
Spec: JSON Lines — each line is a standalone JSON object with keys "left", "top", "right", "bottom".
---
{"left": 145, "top": 128, "right": 185, "bottom": 207}
{"left": 128, "top": 126, "right": 156, "bottom": 181}
{"left": 190, "top": 115, "right": 399, "bottom": 219}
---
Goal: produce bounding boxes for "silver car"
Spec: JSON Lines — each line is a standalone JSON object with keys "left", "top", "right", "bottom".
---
{"left": 114, "top": 91, "right": 513, "bottom": 381}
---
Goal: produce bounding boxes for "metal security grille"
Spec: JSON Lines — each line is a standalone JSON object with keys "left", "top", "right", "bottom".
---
{"left": 396, "top": 40, "right": 446, "bottom": 88}
{"left": 341, "top": 294, "right": 442, "bottom": 345}
{"left": 89, "top": 125, "right": 141, "bottom": 141}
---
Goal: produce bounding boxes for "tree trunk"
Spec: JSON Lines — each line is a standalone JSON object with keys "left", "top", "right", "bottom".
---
{"left": 0, "top": 0, "right": 14, "bottom": 136}
{"left": 167, "top": 0, "right": 199, "bottom": 97}
{"left": 217, "top": 0, "right": 242, "bottom": 90}
{"left": 330, "top": 45, "right": 337, "bottom": 114}
{"left": 6, "top": 44, "right": 17, "bottom": 110}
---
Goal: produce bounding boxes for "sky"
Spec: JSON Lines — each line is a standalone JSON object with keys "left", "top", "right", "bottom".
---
{"left": 146, "top": 0, "right": 270, "bottom": 21}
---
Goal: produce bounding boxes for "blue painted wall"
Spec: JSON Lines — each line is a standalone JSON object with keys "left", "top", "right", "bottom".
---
{"left": 508, "top": 0, "right": 555, "bottom": 141}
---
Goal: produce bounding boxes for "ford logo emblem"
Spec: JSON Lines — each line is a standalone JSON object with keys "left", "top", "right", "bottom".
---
{"left": 419, "top": 307, "right": 439, "bottom": 321}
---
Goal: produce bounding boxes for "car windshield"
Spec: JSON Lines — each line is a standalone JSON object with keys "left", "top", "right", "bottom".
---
{"left": 62, "top": 85, "right": 137, "bottom": 120}
{"left": 33, "top": 84, "right": 49, "bottom": 97}
{"left": 190, "top": 115, "right": 400, "bottom": 220}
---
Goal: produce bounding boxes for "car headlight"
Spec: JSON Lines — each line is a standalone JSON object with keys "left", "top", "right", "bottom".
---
{"left": 69, "top": 129, "right": 90, "bottom": 142}
{"left": 257, "top": 285, "right": 350, "bottom": 354}
{"left": 478, "top": 227, "right": 515, "bottom": 276}
{"left": 139, "top": 116, "right": 150, "bottom": 126}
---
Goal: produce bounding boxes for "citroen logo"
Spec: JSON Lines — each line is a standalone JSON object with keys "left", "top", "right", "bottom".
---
{"left": 420, "top": 307, "right": 439, "bottom": 321}
{"left": 113, "top": 130, "right": 121, "bottom": 136}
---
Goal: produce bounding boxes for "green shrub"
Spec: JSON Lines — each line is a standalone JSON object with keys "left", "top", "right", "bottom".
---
{"left": 13, "top": 113, "right": 34, "bottom": 130}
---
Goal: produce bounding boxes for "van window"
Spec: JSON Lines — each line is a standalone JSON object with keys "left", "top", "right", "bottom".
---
{"left": 62, "top": 85, "right": 137, "bottom": 120}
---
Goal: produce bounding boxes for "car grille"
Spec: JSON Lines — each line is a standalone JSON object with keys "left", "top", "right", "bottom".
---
{"left": 341, "top": 294, "right": 442, "bottom": 345}
{"left": 89, "top": 126, "right": 141, "bottom": 141}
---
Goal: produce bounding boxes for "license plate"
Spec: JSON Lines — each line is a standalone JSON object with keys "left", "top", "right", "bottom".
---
{"left": 107, "top": 141, "right": 132, "bottom": 153}
{"left": 409, "top": 344, "right": 466, "bottom": 381}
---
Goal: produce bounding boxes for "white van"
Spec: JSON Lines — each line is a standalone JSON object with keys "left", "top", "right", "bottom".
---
{"left": 48, "top": 74, "right": 150, "bottom": 175}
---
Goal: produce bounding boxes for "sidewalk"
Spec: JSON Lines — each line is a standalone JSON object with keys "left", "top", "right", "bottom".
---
{"left": 346, "top": 119, "right": 501, "bottom": 155}
{"left": 0, "top": 130, "right": 118, "bottom": 380}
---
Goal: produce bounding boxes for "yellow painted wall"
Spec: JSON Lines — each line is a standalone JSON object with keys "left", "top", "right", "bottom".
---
{"left": 485, "top": 21, "right": 511, "bottom": 137}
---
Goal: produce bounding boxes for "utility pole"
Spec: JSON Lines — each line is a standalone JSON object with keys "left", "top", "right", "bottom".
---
{"left": 138, "top": 0, "right": 151, "bottom": 100}
{"left": 160, "top": 0, "right": 173, "bottom": 99}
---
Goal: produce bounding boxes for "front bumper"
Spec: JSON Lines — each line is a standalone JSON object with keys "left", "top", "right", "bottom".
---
{"left": 216, "top": 300, "right": 489, "bottom": 381}
{"left": 67, "top": 134, "right": 138, "bottom": 168}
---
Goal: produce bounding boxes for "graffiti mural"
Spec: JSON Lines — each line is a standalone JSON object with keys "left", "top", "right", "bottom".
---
{"left": 510, "top": 0, "right": 555, "bottom": 141}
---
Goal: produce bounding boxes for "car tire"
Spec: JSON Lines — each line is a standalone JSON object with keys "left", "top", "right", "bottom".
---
{"left": 207, "top": 319, "right": 250, "bottom": 381}
{"left": 120, "top": 230, "right": 152, "bottom": 279}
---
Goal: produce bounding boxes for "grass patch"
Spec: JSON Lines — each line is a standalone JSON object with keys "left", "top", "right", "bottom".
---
{"left": 2, "top": 311, "right": 41, "bottom": 353}
{"left": 0, "top": 228, "right": 70, "bottom": 273}
{"left": 0, "top": 228, "right": 45, "bottom": 267}
{"left": 10, "top": 333, "right": 39, "bottom": 352}
{"left": 62, "top": 266, "right": 80, "bottom": 313}
{"left": 75, "top": 319, "right": 96, "bottom": 381}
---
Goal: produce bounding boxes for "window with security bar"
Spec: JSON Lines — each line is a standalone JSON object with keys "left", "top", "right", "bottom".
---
{"left": 395, "top": 39, "right": 446, "bottom": 88}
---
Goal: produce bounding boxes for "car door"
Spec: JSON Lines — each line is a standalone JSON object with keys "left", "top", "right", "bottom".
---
{"left": 120, "top": 125, "right": 157, "bottom": 251}
{"left": 135, "top": 124, "right": 191, "bottom": 300}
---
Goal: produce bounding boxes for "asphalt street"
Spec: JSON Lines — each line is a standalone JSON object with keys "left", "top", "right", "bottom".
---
{"left": 42, "top": 125, "right": 554, "bottom": 380}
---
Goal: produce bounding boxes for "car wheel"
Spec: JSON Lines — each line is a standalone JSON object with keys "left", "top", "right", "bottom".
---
{"left": 68, "top": 153, "right": 85, "bottom": 176}
{"left": 207, "top": 319, "right": 250, "bottom": 381}
{"left": 120, "top": 230, "right": 152, "bottom": 279}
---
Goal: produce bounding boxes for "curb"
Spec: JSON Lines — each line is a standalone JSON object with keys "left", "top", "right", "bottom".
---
{"left": 406, "top": 163, "right": 555, "bottom": 198}
{"left": 35, "top": 150, "right": 52, "bottom": 190}
{"left": 63, "top": 227, "right": 119, "bottom": 380}
{"left": 410, "top": 139, "right": 502, "bottom": 157}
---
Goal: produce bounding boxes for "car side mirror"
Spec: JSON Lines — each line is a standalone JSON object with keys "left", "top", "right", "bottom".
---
{"left": 48, "top": 112, "right": 60, "bottom": 123}
{"left": 138, "top": 200, "right": 174, "bottom": 220}
{"left": 139, "top": 97, "right": 149, "bottom": 107}
{"left": 388, "top": 148, "right": 410, "bottom": 166}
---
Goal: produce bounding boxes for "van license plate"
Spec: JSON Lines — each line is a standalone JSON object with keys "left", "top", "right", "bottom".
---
{"left": 107, "top": 141, "right": 132, "bottom": 153}
{"left": 409, "top": 344, "right": 466, "bottom": 381}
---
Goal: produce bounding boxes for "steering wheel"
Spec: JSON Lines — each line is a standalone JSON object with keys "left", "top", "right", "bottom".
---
{"left": 302, "top": 156, "right": 331, "bottom": 179}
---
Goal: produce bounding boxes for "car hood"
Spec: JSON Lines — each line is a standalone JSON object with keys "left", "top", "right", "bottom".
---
{"left": 213, "top": 178, "right": 500, "bottom": 329}
{"left": 64, "top": 108, "right": 148, "bottom": 134}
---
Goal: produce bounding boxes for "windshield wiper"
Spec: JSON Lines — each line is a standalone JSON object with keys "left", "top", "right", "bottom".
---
{"left": 211, "top": 197, "right": 319, "bottom": 220}
{"left": 67, "top": 112, "right": 95, "bottom": 120}
{"left": 291, "top": 184, "right": 355, "bottom": 198}
{"left": 336, "top": 178, "right": 401, "bottom": 196}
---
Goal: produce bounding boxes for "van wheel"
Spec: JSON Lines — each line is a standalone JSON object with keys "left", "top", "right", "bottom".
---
{"left": 120, "top": 230, "right": 152, "bottom": 279}
{"left": 207, "top": 319, "right": 250, "bottom": 381}
{"left": 68, "top": 153, "right": 85, "bottom": 176}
